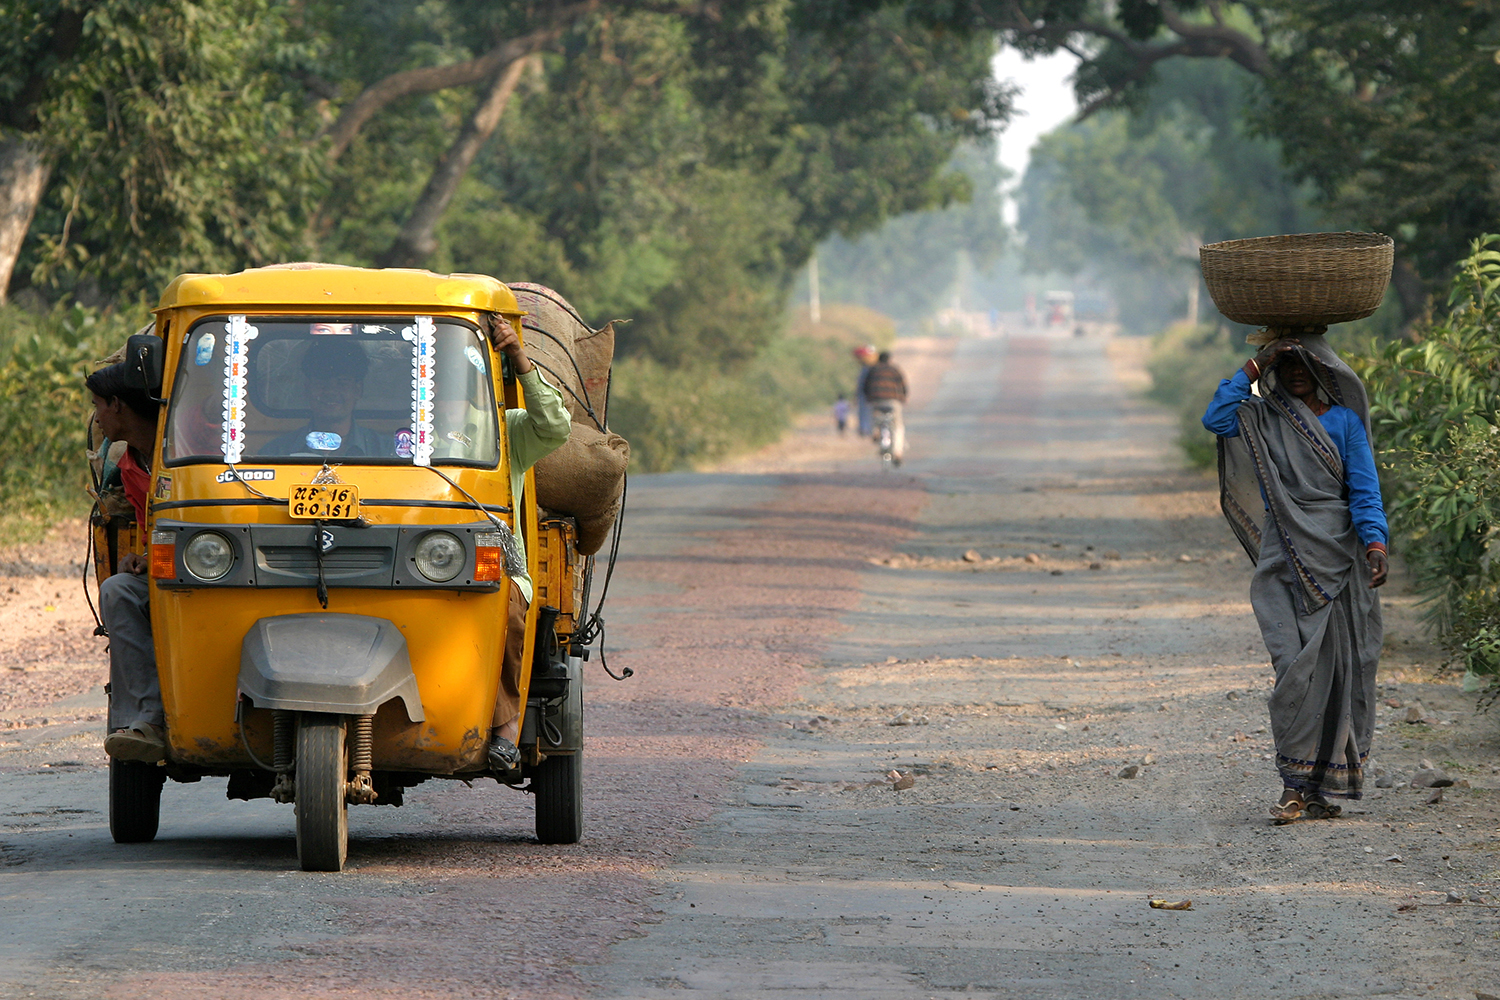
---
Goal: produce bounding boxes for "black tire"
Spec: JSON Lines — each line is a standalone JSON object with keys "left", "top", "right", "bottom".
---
{"left": 295, "top": 713, "right": 348, "bottom": 872}
{"left": 533, "top": 751, "right": 582, "bottom": 844}
{"left": 109, "top": 758, "right": 164, "bottom": 844}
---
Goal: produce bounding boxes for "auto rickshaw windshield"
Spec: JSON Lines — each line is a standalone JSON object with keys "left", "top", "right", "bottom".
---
{"left": 163, "top": 316, "right": 499, "bottom": 468}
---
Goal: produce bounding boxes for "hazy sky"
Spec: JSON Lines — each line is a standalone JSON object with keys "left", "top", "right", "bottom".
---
{"left": 991, "top": 48, "right": 1079, "bottom": 224}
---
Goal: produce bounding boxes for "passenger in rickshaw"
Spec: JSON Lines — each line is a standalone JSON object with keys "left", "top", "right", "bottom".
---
{"left": 87, "top": 363, "right": 169, "bottom": 762}
{"left": 264, "top": 339, "right": 397, "bottom": 458}
{"left": 483, "top": 318, "right": 571, "bottom": 773}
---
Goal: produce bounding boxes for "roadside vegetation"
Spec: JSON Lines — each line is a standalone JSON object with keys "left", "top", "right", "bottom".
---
{"left": 1355, "top": 238, "right": 1500, "bottom": 701}
{"left": 0, "top": 305, "right": 141, "bottom": 540}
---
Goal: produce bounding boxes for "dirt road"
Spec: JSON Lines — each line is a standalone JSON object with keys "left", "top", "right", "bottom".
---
{"left": 2, "top": 331, "right": 1498, "bottom": 999}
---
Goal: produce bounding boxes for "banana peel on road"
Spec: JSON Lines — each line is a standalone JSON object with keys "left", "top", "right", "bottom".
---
{"left": 1149, "top": 899, "right": 1193, "bottom": 910}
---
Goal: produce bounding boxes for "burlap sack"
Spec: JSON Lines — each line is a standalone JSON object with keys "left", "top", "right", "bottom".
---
{"left": 534, "top": 421, "right": 628, "bottom": 518}
{"left": 510, "top": 282, "right": 614, "bottom": 428}
{"left": 573, "top": 321, "right": 614, "bottom": 427}
{"left": 575, "top": 495, "right": 621, "bottom": 556}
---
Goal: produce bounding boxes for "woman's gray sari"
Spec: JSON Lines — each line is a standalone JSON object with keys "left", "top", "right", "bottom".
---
{"left": 1217, "top": 335, "right": 1382, "bottom": 799}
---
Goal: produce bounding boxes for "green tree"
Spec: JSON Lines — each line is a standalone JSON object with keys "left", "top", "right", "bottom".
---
{"left": 2, "top": 0, "right": 322, "bottom": 302}
{"left": 1016, "top": 57, "right": 1316, "bottom": 334}
{"left": 799, "top": 1, "right": 1500, "bottom": 317}
{"left": 813, "top": 139, "right": 1008, "bottom": 326}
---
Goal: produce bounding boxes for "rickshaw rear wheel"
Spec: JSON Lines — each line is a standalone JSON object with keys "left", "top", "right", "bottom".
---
{"left": 295, "top": 713, "right": 348, "bottom": 872}
{"left": 109, "top": 759, "right": 164, "bottom": 843}
{"left": 532, "top": 751, "right": 582, "bottom": 844}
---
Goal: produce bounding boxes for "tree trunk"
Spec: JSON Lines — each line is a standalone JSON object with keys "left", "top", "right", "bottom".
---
{"left": 1390, "top": 256, "right": 1430, "bottom": 329}
{"left": 376, "top": 57, "right": 529, "bottom": 269}
{"left": 0, "top": 135, "right": 52, "bottom": 305}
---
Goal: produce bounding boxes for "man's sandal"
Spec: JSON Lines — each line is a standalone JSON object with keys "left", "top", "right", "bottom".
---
{"left": 104, "top": 722, "right": 166, "bottom": 763}
{"left": 1269, "top": 795, "right": 1305, "bottom": 825}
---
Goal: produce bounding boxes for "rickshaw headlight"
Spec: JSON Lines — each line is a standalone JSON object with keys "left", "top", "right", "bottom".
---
{"left": 414, "top": 531, "right": 465, "bottom": 583}
{"left": 183, "top": 531, "right": 234, "bottom": 581}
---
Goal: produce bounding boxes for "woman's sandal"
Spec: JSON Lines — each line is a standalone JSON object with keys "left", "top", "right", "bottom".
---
{"left": 1305, "top": 798, "right": 1342, "bottom": 820}
{"left": 1269, "top": 794, "right": 1305, "bottom": 825}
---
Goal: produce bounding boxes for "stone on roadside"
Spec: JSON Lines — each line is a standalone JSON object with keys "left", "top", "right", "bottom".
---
{"left": 1050, "top": 569, "right": 1064, "bottom": 576}
{"left": 1178, "top": 554, "right": 1193, "bottom": 562}
{"left": 1024, "top": 553, "right": 1041, "bottom": 564}
{"left": 1103, "top": 550, "right": 1121, "bottom": 560}
{"left": 1410, "top": 768, "right": 1454, "bottom": 789}
{"left": 887, "top": 711, "right": 913, "bottom": 727}
{"left": 1403, "top": 702, "right": 1428, "bottom": 723}
{"left": 1226, "top": 690, "right": 1241, "bottom": 701}
{"left": 1142, "top": 753, "right": 1157, "bottom": 765}
{"left": 1089, "top": 561, "right": 1103, "bottom": 570}
{"left": 1118, "top": 764, "right": 1140, "bottom": 779}
{"left": 962, "top": 550, "right": 981, "bottom": 563}
{"left": 1375, "top": 774, "right": 1395, "bottom": 788}
{"left": 1426, "top": 787, "right": 1444, "bottom": 805}
{"left": 892, "top": 773, "right": 916, "bottom": 791}
{"left": 1445, "top": 889, "right": 1464, "bottom": 903}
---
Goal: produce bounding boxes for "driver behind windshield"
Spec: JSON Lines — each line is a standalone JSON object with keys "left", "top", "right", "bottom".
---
{"left": 263, "top": 338, "right": 396, "bottom": 458}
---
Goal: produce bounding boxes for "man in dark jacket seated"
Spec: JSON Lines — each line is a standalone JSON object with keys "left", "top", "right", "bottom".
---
{"left": 264, "top": 339, "right": 395, "bottom": 458}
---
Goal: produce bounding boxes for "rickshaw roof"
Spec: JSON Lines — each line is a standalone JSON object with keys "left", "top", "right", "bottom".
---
{"left": 156, "top": 264, "right": 522, "bottom": 315}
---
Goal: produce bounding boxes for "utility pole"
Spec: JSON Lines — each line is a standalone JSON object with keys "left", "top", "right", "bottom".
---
{"left": 809, "top": 250, "right": 821, "bottom": 325}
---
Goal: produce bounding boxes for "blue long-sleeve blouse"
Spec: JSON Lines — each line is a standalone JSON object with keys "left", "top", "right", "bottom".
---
{"left": 1202, "top": 368, "right": 1388, "bottom": 548}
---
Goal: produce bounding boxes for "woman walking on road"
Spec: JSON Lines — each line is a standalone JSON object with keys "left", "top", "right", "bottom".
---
{"left": 1202, "top": 335, "right": 1389, "bottom": 824}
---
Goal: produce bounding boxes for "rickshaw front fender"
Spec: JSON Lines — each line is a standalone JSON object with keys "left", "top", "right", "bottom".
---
{"left": 238, "top": 613, "right": 425, "bottom": 721}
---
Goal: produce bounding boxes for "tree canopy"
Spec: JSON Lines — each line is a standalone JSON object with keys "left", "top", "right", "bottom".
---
{"left": 2, "top": 0, "right": 1005, "bottom": 358}
{"left": 800, "top": 1, "right": 1500, "bottom": 317}
{"left": 1017, "top": 57, "right": 1316, "bottom": 333}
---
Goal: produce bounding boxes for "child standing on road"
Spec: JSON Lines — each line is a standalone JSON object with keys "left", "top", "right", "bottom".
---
{"left": 833, "top": 393, "right": 849, "bottom": 435}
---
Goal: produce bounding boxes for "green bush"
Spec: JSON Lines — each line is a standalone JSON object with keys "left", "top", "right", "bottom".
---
{"left": 609, "top": 325, "right": 862, "bottom": 472}
{"left": 1353, "top": 235, "right": 1500, "bottom": 696}
{"left": 1145, "top": 321, "right": 1246, "bottom": 468}
{"left": 0, "top": 305, "right": 144, "bottom": 536}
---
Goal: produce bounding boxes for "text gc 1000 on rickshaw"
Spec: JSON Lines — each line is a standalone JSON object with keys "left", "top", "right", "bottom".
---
{"left": 87, "top": 265, "right": 623, "bottom": 871}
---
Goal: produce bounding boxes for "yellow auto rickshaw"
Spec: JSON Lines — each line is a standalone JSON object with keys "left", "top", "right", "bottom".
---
{"left": 89, "top": 266, "right": 592, "bottom": 871}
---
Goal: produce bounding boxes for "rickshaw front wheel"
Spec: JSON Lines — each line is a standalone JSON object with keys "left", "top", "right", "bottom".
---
{"left": 532, "top": 751, "right": 582, "bottom": 845}
{"left": 295, "top": 713, "right": 349, "bottom": 872}
{"left": 109, "top": 759, "right": 164, "bottom": 843}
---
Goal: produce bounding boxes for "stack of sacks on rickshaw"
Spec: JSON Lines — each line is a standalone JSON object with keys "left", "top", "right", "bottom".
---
{"left": 509, "top": 282, "right": 629, "bottom": 555}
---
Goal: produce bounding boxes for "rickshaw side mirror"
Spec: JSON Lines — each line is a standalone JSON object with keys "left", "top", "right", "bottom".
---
{"left": 123, "top": 334, "right": 164, "bottom": 394}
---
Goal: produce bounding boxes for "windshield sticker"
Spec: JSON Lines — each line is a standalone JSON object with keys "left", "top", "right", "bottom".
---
{"left": 222, "top": 315, "right": 259, "bottom": 463}
{"left": 411, "top": 315, "right": 436, "bottom": 467}
{"left": 216, "top": 468, "right": 275, "bottom": 484}
{"left": 152, "top": 475, "right": 173, "bottom": 501}
{"left": 394, "top": 428, "right": 414, "bottom": 458}
{"left": 305, "top": 431, "right": 343, "bottom": 452}
{"left": 194, "top": 332, "right": 215, "bottom": 366}
{"left": 310, "top": 322, "right": 353, "bottom": 336}
{"left": 465, "top": 344, "right": 485, "bottom": 373}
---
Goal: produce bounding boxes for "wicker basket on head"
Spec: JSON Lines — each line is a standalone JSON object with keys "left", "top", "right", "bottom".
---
{"left": 1199, "top": 232, "right": 1393, "bottom": 327}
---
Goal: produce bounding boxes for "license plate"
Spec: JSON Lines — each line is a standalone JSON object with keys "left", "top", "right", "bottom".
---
{"left": 288, "top": 484, "right": 360, "bottom": 520}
